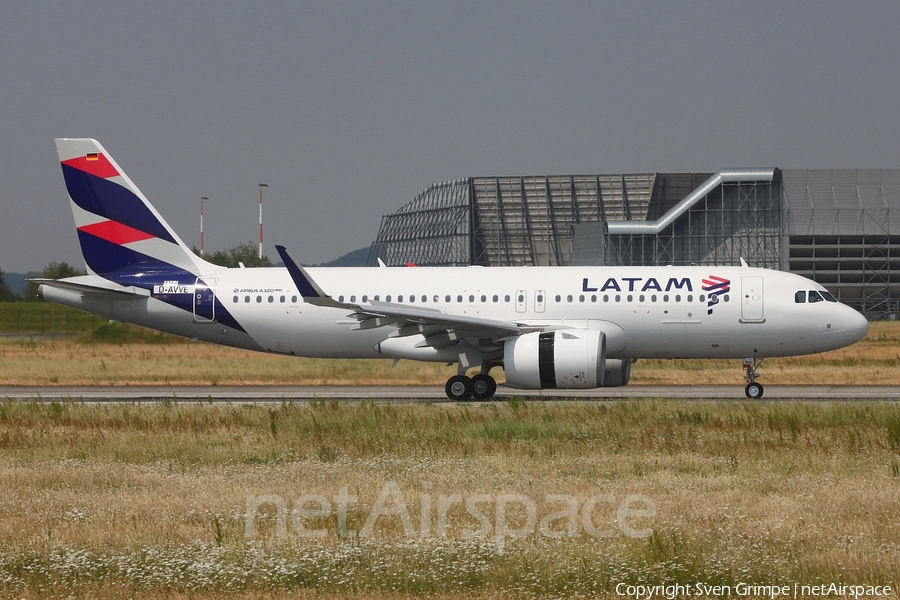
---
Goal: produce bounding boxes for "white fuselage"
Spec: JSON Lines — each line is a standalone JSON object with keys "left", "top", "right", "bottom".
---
{"left": 43, "top": 264, "right": 869, "bottom": 362}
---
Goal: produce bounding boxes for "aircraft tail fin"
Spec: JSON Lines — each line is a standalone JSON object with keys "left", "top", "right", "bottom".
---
{"left": 55, "top": 138, "right": 207, "bottom": 277}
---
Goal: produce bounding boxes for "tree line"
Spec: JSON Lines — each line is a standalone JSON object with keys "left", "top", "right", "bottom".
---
{"left": 0, "top": 242, "right": 272, "bottom": 301}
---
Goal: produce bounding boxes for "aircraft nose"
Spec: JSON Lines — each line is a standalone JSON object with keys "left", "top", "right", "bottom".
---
{"left": 842, "top": 307, "right": 869, "bottom": 344}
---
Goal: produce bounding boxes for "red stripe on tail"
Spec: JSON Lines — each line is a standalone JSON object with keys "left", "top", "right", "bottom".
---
{"left": 61, "top": 153, "right": 119, "bottom": 179}
{"left": 78, "top": 220, "right": 156, "bottom": 245}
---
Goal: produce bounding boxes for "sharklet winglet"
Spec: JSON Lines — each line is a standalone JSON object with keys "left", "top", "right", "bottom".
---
{"left": 276, "top": 245, "right": 347, "bottom": 309}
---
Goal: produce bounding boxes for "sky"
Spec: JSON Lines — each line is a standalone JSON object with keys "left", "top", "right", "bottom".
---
{"left": 2, "top": 1, "right": 900, "bottom": 274}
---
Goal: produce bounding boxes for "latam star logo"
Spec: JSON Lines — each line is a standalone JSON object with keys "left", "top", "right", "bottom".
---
{"left": 701, "top": 276, "right": 730, "bottom": 315}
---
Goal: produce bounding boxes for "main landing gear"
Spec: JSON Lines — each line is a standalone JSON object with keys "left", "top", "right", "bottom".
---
{"left": 445, "top": 372, "right": 497, "bottom": 401}
{"left": 743, "top": 357, "right": 764, "bottom": 399}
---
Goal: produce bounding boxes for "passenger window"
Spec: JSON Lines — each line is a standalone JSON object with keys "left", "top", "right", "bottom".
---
{"left": 350, "top": 295, "right": 356, "bottom": 302}
{"left": 268, "top": 295, "right": 274, "bottom": 303}
{"left": 808, "top": 290, "right": 824, "bottom": 303}
{"left": 362, "top": 295, "right": 368, "bottom": 303}
{"left": 386, "top": 295, "right": 392, "bottom": 302}
{"left": 651, "top": 295, "right": 657, "bottom": 302}
{"left": 567, "top": 295, "right": 573, "bottom": 303}
{"left": 517, "top": 294, "right": 524, "bottom": 303}
{"left": 422, "top": 295, "right": 427, "bottom": 302}
{"left": 469, "top": 295, "right": 475, "bottom": 302}
{"left": 687, "top": 295, "right": 693, "bottom": 302}
{"left": 504, "top": 295, "right": 511, "bottom": 302}
{"left": 724, "top": 295, "right": 729, "bottom": 302}
{"left": 457, "top": 295, "right": 463, "bottom": 303}
{"left": 555, "top": 295, "right": 561, "bottom": 302}
{"left": 493, "top": 295, "right": 499, "bottom": 302}
{"left": 699, "top": 294, "right": 705, "bottom": 302}
{"left": 445, "top": 295, "right": 451, "bottom": 302}
{"left": 256, "top": 296, "right": 262, "bottom": 303}
{"left": 663, "top": 294, "right": 669, "bottom": 302}
{"left": 603, "top": 295, "right": 609, "bottom": 302}
{"left": 291, "top": 296, "right": 298, "bottom": 303}
{"left": 409, "top": 295, "right": 414, "bottom": 303}
{"left": 591, "top": 295, "right": 597, "bottom": 302}
{"left": 233, "top": 295, "right": 238, "bottom": 303}
{"left": 638, "top": 294, "right": 645, "bottom": 303}
{"left": 615, "top": 295, "right": 621, "bottom": 302}
{"left": 481, "top": 295, "right": 487, "bottom": 302}
{"left": 280, "top": 295, "right": 285, "bottom": 303}
{"left": 675, "top": 295, "right": 681, "bottom": 302}
{"left": 373, "top": 295, "right": 380, "bottom": 302}
{"left": 627, "top": 295, "right": 633, "bottom": 302}
{"left": 579, "top": 294, "right": 585, "bottom": 302}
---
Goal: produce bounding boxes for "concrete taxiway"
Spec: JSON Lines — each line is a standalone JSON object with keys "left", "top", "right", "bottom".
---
{"left": 0, "top": 385, "right": 898, "bottom": 402}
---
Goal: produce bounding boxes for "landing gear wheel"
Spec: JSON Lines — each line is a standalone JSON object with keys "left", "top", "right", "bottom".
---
{"left": 471, "top": 374, "right": 497, "bottom": 400}
{"left": 445, "top": 375, "right": 473, "bottom": 401}
{"left": 745, "top": 382, "right": 764, "bottom": 399}
{"left": 742, "top": 357, "right": 764, "bottom": 399}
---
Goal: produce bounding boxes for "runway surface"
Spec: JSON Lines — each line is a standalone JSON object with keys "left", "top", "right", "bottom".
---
{"left": 1, "top": 385, "right": 898, "bottom": 402}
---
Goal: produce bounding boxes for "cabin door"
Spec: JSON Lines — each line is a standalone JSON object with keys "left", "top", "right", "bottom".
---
{"left": 193, "top": 277, "right": 217, "bottom": 323}
{"left": 741, "top": 276, "right": 764, "bottom": 322}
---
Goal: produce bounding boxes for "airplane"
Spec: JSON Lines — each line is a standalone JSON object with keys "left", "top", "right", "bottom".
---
{"left": 35, "top": 138, "right": 869, "bottom": 400}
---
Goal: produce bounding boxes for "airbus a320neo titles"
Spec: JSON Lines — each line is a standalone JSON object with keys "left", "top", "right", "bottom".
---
{"left": 35, "top": 139, "right": 869, "bottom": 400}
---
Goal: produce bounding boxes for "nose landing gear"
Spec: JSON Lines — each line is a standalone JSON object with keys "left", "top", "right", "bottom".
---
{"left": 743, "top": 357, "right": 764, "bottom": 399}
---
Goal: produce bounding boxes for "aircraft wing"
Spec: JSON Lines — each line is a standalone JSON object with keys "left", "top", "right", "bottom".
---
{"left": 362, "top": 300, "right": 527, "bottom": 333}
{"left": 29, "top": 277, "right": 151, "bottom": 297}
{"left": 276, "top": 245, "right": 540, "bottom": 345}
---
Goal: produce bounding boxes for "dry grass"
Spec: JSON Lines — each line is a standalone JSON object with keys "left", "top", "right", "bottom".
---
{"left": 0, "top": 335, "right": 457, "bottom": 386}
{"left": 0, "top": 401, "right": 899, "bottom": 598}
{"left": 0, "top": 322, "right": 898, "bottom": 387}
{"left": 0, "top": 321, "right": 897, "bottom": 596}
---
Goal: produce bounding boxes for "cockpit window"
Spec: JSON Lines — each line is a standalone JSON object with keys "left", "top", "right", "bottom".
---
{"left": 797, "top": 289, "right": 837, "bottom": 304}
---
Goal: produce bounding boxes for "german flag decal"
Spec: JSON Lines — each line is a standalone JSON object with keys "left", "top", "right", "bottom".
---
{"left": 61, "top": 152, "right": 119, "bottom": 179}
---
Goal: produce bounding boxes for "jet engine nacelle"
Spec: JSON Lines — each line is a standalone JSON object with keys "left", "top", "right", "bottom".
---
{"left": 602, "top": 359, "right": 632, "bottom": 387}
{"left": 503, "top": 330, "right": 606, "bottom": 389}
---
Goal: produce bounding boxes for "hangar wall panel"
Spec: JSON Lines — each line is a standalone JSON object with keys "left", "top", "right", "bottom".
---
{"left": 368, "top": 168, "right": 900, "bottom": 317}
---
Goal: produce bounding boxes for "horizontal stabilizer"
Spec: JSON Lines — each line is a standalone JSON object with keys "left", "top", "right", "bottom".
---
{"left": 29, "top": 277, "right": 151, "bottom": 297}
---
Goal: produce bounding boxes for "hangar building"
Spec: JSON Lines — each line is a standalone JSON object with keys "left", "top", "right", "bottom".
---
{"left": 367, "top": 169, "right": 900, "bottom": 317}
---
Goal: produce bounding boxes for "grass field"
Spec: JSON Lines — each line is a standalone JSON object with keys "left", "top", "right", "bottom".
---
{"left": 0, "top": 400, "right": 898, "bottom": 598}
{"left": 1, "top": 320, "right": 898, "bottom": 387}
{"left": 0, "top": 310, "right": 898, "bottom": 597}
{"left": 0, "top": 302, "right": 96, "bottom": 336}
